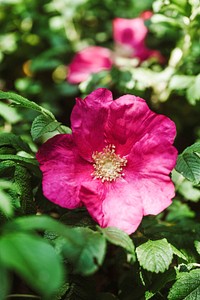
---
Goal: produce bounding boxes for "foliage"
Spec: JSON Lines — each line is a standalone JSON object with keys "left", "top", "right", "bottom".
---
{"left": 1, "top": 0, "right": 200, "bottom": 299}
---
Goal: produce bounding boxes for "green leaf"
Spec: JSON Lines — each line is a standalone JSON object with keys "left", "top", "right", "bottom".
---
{"left": 176, "top": 142, "right": 200, "bottom": 184}
{"left": 136, "top": 239, "right": 173, "bottom": 273}
{"left": 31, "top": 114, "right": 62, "bottom": 140}
{"left": 0, "top": 90, "right": 55, "bottom": 120}
{"left": 168, "top": 269, "right": 200, "bottom": 300}
{"left": 169, "top": 75, "right": 195, "bottom": 90}
{"left": 0, "top": 232, "right": 65, "bottom": 297}
{"left": 0, "top": 154, "right": 40, "bottom": 177}
{"left": 14, "top": 165, "right": 36, "bottom": 214}
{"left": 186, "top": 74, "right": 200, "bottom": 104}
{"left": 98, "top": 227, "right": 135, "bottom": 261}
{"left": 194, "top": 240, "right": 200, "bottom": 255}
{"left": 170, "top": 244, "right": 187, "bottom": 261}
{"left": 0, "top": 263, "right": 10, "bottom": 300}
{"left": 0, "top": 189, "right": 13, "bottom": 217}
{"left": 0, "top": 132, "right": 32, "bottom": 154}
{"left": 0, "top": 101, "right": 21, "bottom": 124}
{"left": 60, "top": 227, "right": 106, "bottom": 275}
{"left": 4, "top": 216, "right": 106, "bottom": 276}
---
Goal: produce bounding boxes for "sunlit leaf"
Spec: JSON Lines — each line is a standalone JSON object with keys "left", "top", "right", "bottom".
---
{"left": 136, "top": 239, "right": 173, "bottom": 273}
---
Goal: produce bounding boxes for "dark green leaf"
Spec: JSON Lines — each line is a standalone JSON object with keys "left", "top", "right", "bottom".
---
{"left": 136, "top": 239, "right": 173, "bottom": 273}
{"left": 0, "top": 132, "right": 32, "bottom": 153}
{"left": 0, "top": 232, "right": 65, "bottom": 297}
{"left": 0, "top": 263, "right": 10, "bottom": 300}
{"left": 60, "top": 227, "right": 106, "bottom": 275}
{"left": 0, "top": 154, "right": 40, "bottom": 177}
{"left": 168, "top": 269, "right": 200, "bottom": 300}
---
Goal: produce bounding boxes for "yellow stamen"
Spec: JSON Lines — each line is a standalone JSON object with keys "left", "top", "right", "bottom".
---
{"left": 91, "top": 144, "right": 127, "bottom": 182}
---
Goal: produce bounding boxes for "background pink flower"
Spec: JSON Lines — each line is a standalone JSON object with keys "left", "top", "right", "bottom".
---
{"left": 113, "top": 17, "right": 162, "bottom": 62}
{"left": 67, "top": 46, "right": 113, "bottom": 84}
{"left": 36, "top": 88, "right": 177, "bottom": 234}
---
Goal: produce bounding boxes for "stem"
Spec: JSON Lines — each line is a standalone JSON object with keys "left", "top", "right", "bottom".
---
{"left": 7, "top": 294, "right": 41, "bottom": 299}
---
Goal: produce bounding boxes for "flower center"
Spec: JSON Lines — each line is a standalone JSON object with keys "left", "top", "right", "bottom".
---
{"left": 92, "top": 145, "right": 127, "bottom": 182}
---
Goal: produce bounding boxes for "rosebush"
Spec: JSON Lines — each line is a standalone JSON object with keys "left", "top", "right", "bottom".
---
{"left": 1, "top": 0, "right": 200, "bottom": 299}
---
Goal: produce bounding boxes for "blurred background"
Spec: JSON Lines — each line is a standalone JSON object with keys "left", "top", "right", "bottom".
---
{"left": 1, "top": 0, "right": 200, "bottom": 152}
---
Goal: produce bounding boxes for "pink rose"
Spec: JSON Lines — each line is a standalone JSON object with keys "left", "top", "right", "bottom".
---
{"left": 67, "top": 46, "right": 113, "bottom": 84}
{"left": 37, "top": 88, "right": 177, "bottom": 234}
{"left": 113, "top": 16, "right": 163, "bottom": 62}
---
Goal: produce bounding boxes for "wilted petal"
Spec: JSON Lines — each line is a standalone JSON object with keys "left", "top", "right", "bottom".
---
{"left": 80, "top": 179, "right": 143, "bottom": 235}
{"left": 36, "top": 134, "right": 92, "bottom": 208}
{"left": 71, "top": 88, "right": 113, "bottom": 161}
{"left": 67, "top": 46, "right": 113, "bottom": 84}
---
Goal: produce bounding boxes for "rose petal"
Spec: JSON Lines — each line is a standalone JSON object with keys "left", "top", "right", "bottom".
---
{"left": 129, "top": 176, "right": 175, "bottom": 216}
{"left": 105, "top": 95, "right": 176, "bottom": 156}
{"left": 71, "top": 88, "right": 113, "bottom": 161}
{"left": 36, "top": 134, "right": 92, "bottom": 208}
{"left": 80, "top": 179, "right": 143, "bottom": 234}
{"left": 67, "top": 46, "right": 113, "bottom": 84}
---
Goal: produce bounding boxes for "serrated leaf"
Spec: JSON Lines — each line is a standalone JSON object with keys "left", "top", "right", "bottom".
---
{"left": 136, "top": 239, "right": 173, "bottom": 273}
{"left": 176, "top": 142, "right": 200, "bottom": 184}
{"left": 31, "top": 114, "right": 62, "bottom": 140}
{"left": 98, "top": 227, "right": 135, "bottom": 260}
{"left": 0, "top": 232, "right": 65, "bottom": 297}
{"left": 168, "top": 269, "right": 200, "bottom": 300}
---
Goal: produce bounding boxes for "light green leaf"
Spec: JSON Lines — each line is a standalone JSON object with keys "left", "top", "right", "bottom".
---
{"left": 194, "top": 241, "right": 200, "bottom": 255}
{"left": 0, "top": 101, "right": 21, "bottom": 124}
{"left": 0, "top": 189, "right": 13, "bottom": 216}
{"left": 168, "top": 269, "right": 200, "bottom": 300}
{"left": 176, "top": 142, "right": 200, "bottom": 184}
{"left": 136, "top": 239, "right": 173, "bottom": 273}
{"left": 169, "top": 75, "right": 195, "bottom": 90}
{"left": 98, "top": 227, "right": 135, "bottom": 260}
{"left": 186, "top": 74, "right": 200, "bottom": 104}
{"left": 0, "top": 232, "right": 65, "bottom": 297}
{"left": 31, "top": 114, "right": 61, "bottom": 140}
